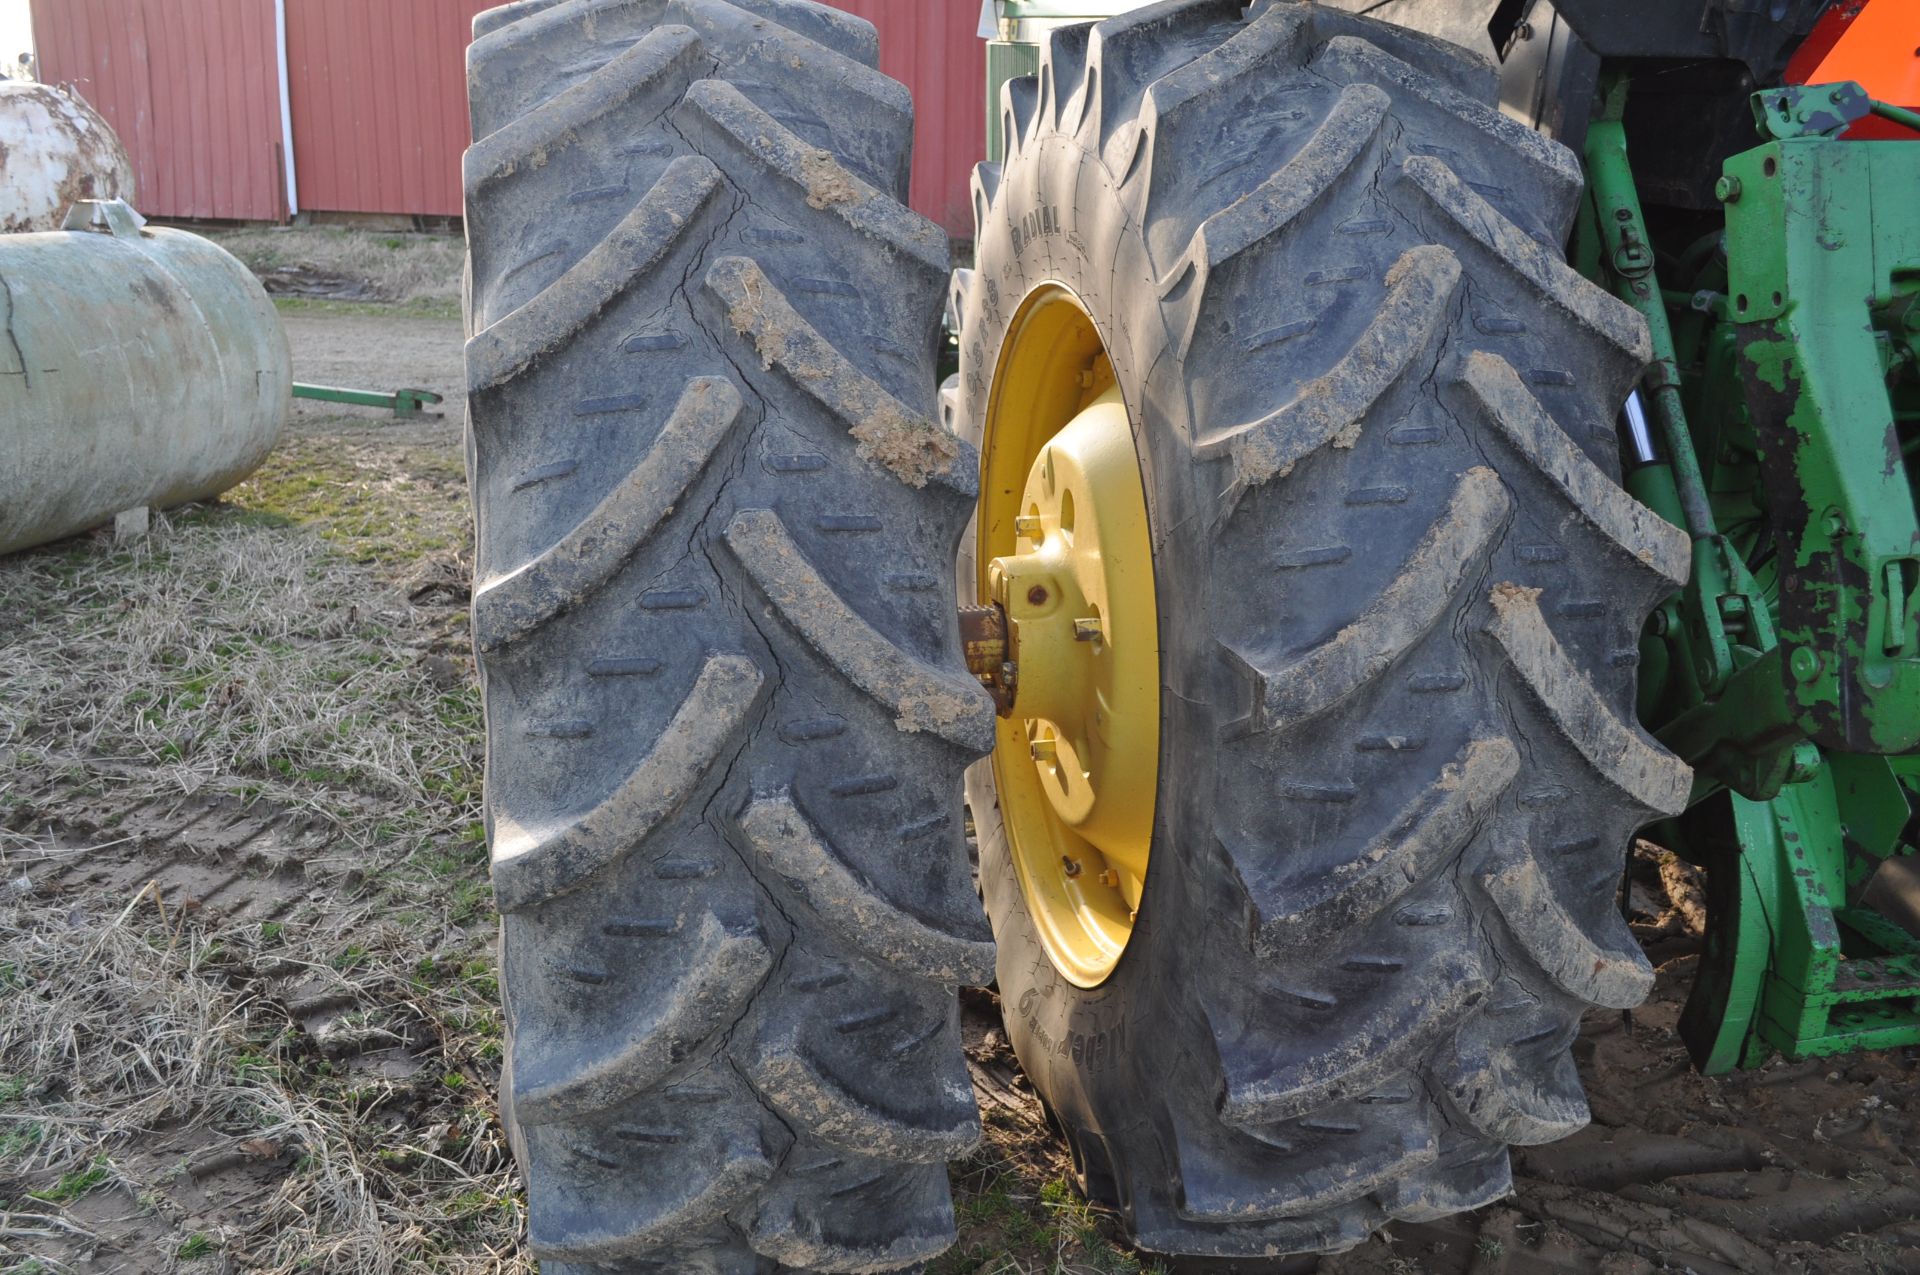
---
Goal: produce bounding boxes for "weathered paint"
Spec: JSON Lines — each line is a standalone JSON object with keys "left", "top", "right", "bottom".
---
{"left": 0, "top": 202, "right": 291, "bottom": 556}
{"left": 0, "top": 82, "right": 135, "bottom": 232}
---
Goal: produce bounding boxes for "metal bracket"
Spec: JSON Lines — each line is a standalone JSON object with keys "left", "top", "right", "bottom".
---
{"left": 1752, "top": 81, "right": 1872, "bottom": 139}
{"left": 61, "top": 199, "right": 148, "bottom": 239}
{"left": 1681, "top": 761, "right": 1920, "bottom": 1073}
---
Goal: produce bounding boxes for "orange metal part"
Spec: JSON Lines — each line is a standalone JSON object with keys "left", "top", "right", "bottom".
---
{"left": 1787, "top": 0, "right": 1920, "bottom": 138}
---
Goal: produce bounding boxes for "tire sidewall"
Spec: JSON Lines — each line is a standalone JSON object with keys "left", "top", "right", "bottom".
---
{"left": 958, "top": 122, "right": 1231, "bottom": 1214}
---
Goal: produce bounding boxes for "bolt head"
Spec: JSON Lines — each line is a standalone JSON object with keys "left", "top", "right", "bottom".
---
{"left": 1791, "top": 647, "right": 1819, "bottom": 681}
{"left": 1715, "top": 175, "right": 1742, "bottom": 203}
{"left": 1027, "top": 585, "right": 1048, "bottom": 606}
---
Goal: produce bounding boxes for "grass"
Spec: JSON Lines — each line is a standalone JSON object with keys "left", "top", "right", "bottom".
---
{"left": 207, "top": 226, "right": 464, "bottom": 309}
{"left": 932, "top": 1166, "right": 1167, "bottom": 1275}
{"left": 27, "top": 1158, "right": 110, "bottom": 1205}
{"left": 0, "top": 339, "right": 502, "bottom": 1268}
{"left": 219, "top": 434, "right": 471, "bottom": 569}
{"left": 273, "top": 296, "right": 463, "bottom": 323}
{"left": 0, "top": 836, "right": 521, "bottom": 1272}
{"left": 0, "top": 508, "right": 479, "bottom": 848}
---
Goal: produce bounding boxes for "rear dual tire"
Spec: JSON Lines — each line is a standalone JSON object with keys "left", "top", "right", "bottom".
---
{"left": 465, "top": 2, "right": 994, "bottom": 1268}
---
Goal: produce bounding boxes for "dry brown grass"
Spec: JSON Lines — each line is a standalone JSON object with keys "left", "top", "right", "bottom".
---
{"left": 0, "top": 510, "right": 479, "bottom": 849}
{"left": 207, "top": 228, "right": 464, "bottom": 308}
{"left": 0, "top": 824, "right": 523, "bottom": 1274}
{"left": 0, "top": 493, "right": 514, "bottom": 1272}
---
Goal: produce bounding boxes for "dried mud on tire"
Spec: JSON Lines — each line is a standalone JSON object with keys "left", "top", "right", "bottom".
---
{"left": 464, "top": 0, "right": 991, "bottom": 1269}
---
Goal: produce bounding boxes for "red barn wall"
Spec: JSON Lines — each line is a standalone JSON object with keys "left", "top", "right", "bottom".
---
{"left": 34, "top": 0, "right": 988, "bottom": 236}
{"left": 33, "top": 0, "right": 285, "bottom": 222}
{"left": 285, "top": 0, "right": 494, "bottom": 219}
{"left": 832, "top": 0, "right": 987, "bottom": 236}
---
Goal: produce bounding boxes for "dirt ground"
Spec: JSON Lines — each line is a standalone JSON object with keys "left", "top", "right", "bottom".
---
{"left": 3, "top": 230, "right": 1918, "bottom": 1274}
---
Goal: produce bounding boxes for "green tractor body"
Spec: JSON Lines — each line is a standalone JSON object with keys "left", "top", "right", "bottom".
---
{"left": 981, "top": 0, "right": 1920, "bottom": 1072}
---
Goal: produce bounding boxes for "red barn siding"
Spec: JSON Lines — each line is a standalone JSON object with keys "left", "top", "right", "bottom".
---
{"left": 286, "top": 0, "right": 494, "bottom": 219}
{"left": 830, "top": 0, "right": 987, "bottom": 236}
{"left": 33, "top": 0, "right": 284, "bottom": 222}
{"left": 33, "top": 0, "right": 987, "bottom": 234}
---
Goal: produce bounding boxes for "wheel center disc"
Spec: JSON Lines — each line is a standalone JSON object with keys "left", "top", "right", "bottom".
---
{"left": 979, "top": 287, "right": 1160, "bottom": 988}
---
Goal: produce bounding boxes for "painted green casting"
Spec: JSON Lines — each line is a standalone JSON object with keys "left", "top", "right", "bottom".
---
{"left": 1587, "top": 75, "right": 1920, "bottom": 1070}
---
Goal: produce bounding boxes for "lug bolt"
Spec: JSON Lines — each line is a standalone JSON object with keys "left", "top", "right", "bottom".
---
{"left": 1015, "top": 513, "right": 1042, "bottom": 539}
{"left": 1030, "top": 738, "right": 1057, "bottom": 762}
{"left": 1027, "top": 584, "right": 1049, "bottom": 605}
{"left": 1099, "top": 869, "right": 1120, "bottom": 888}
{"left": 1061, "top": 856, "right": 1082, "bottom": 878}
{"left": 1073, "top": 617, "right": 1103, "bottom": 642}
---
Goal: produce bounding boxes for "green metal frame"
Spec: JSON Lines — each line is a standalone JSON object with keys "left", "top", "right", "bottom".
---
{"left": 292, "top": 382, "right": 444, "bottom": 419}
{"left": 1585, "top": 75, "right": 1920, "bottom": 1071}
{"left": 1681, "top": 757, "right": 1920, "bottom": 1071}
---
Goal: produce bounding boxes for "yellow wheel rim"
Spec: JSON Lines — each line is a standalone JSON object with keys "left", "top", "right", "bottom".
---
{"left": 978, "top": 285, "right": 1160, "bottom": 988}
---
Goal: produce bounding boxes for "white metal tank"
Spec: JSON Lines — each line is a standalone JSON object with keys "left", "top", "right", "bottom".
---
{"left": 0, "top": 201, "right": 291, "bottom": 556}
{"left": 0, "top": 81, "right": 136, "bottom": 232}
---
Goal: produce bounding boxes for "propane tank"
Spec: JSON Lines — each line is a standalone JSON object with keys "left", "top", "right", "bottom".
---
{"left": 0, "top": 82, "right": 136, "bottom": 232}
{"left": 0, "top": 201, "right": 291, "bottom": 556}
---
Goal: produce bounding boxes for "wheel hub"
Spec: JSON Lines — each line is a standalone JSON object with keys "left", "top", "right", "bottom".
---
{"left": 990, "top": 390, "right": 1155, "bottom": 844}
{"left": 972, "top": 287, "right": 1160, "bottom": 987}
